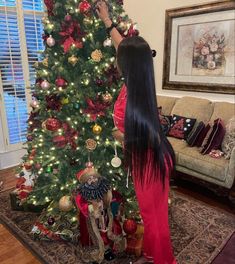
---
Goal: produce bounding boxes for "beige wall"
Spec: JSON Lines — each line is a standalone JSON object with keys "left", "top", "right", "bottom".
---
{"left": 124, "top": 0, "right": 234, "bottom": 103}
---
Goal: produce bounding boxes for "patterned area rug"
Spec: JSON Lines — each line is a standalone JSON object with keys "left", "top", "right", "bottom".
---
{"left": 0, "top": 190, "right": 234, "bottom": 264}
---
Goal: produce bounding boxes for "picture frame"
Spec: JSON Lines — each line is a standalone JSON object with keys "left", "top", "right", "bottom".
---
{"left": 163, "top": 1, "right": 235, "bottom": 94}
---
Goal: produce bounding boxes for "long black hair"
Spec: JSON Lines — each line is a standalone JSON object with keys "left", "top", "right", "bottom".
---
{"left": 117, "top": 36, "right": 175, "bottom": 186}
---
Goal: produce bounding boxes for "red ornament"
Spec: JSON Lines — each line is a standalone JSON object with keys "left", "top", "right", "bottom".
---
{"left": 95, "top": 78, "right": 104, "bottom": 86}
{"left": 123, "top": 219, "right": 137, "bottom": 235}
{"left": 79, "top": 0, "right": 91, "bottom": 14}
{"left": 27, "top": 135, "right": 33, "bottom": 141}
{"left": 53, "top": 135, "right": 67, "bottom": 148}
{"left": 45, "top": 118, "right": 61, "bottom": 131}
{"left": 47, "top": 216, "right": 55, "bottom": 225}
{"left": 55, "top": 77, "right": 68, "bottom": 88}
{"left": 35, "top": 163, "right": 41, "bottom": 169}
{"left": 64, "top": 14, "right": 72, "bottom": 22}
{"left": 31, "top": 149, "right": 36, "bottom": 156}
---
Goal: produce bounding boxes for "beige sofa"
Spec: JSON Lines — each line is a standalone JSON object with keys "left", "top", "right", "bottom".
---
{"left": 157, "top": 95, "right": 235, "bottom": 204}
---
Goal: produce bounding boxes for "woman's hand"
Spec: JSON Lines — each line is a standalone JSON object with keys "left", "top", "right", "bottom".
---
{"left": 96, "top": 1, "right": 112, "bottom": 27}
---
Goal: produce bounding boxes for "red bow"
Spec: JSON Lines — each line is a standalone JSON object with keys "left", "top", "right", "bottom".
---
{"left": 59, "top": 21, "right": 83, "bottom": 53}
{"left": 84, "top": 98, "right": 109, "bottom": 121}
{"left": 62, "top": 122, "right": 79, "bottom": 150}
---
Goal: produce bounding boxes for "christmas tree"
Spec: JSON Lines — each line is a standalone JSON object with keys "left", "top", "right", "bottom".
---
{"left": 15, "top": 0, "right": 140, "bottom": 241}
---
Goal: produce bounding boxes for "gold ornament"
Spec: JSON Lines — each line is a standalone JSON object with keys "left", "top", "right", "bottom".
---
{"left": 102, "top": 92, "right": 113, "bottom": 104}
{"left": 91, "top": 49, "right": 103, "bottom": 62}
{"left": 58, "top": 196, "right": 73, "bottom": 212}
{"left": 42, "top": 58, "right": 48, "bottom": 67}
{"left": 42, "top": 16, "right": 49, "bottom": 24}
{"left": 34, "top": 62, "right": 39, "bottom": 68}
{"left": 85, "top": 139, "right": 97, "bottom": 151}
{"left": 42, "top": 121, "right": 47, "bottom": 130}
{"left": 118, "top": 21, "right": 128, "bottom": 31}
{"left": 92, "top": 124, "right": 102, "bottom": 135}
{"left": 68, "top": 55, "right": 79, "bottom": 66}
{"left": 61, "top": 97, "right": 69, "bottom": 104}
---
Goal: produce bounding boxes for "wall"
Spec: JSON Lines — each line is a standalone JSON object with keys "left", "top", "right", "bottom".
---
{"left": 124, "top": 0, "right": 235, "bottom": 102}
{"left": 1, "top": 0, "right": 234, "bottom": 169}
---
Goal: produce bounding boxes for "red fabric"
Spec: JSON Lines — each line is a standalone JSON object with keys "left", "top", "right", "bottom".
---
{"left": 75, "top": 194, "right": 89, "bottom": 217}
{"left": 113, "top": 86, "right": 176, "bottom": 264}
{"left": 113, "top": 84, "right": 127, "bottom": 133}
{"left": 79, "top": 211, "right": 91, "bottom": 246}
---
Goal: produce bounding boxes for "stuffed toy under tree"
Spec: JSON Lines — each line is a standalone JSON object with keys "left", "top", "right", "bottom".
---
{"left": 12, "top": 0, "right": 142, "bottom": 249}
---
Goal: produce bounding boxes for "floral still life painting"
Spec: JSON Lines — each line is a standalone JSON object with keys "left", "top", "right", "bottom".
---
{"left": 192, "top": 31, "right": 226, "bottom": 75}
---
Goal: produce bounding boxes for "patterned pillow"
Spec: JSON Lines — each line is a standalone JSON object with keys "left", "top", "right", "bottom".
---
{"left": 168, "top": 115, "right": 196, "bottom": 139}
{"left": 158, "top": 106, "right": 172, "bottom": 135}
{"left": 186, "top": 121, "right": 205, "bottom": 147}
{"left": 222, "top": 116, "right": 235, "bottom": 159}
{"left": 160, "top": 115, "right": 172, "bottom": 135}
{"left": 201, "top": 118, "right": 225, "bottom": 155}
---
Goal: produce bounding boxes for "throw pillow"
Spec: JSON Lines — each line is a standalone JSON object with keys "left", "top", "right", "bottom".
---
{"left": 196, "top": 123, "right": 212, "bottom": 147}
{"left": 168, "top": 115, "right": 196, "bottom": 139}
{"left": 160, "top": 115, "right": 172, "bottom": 135}
{"left": 186, "top": 121, "right": 205, "bottom": 147}
{"left": 221, "top": 116, "right": 235, "bottom": 159}
{"left": 201, "top": 118, "right": 225, "bottom": 155}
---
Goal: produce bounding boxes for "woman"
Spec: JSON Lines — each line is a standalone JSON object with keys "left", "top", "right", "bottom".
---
{"left": 96, "top": 2, "right": 176, "bottom": 263}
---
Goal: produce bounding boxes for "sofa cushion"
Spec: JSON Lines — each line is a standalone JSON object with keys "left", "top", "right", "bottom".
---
{"left": 157, "top": 96, "right": 177, "bottom": 115}
{"left": 171, "top": 96, "right": 213, "bottom": 124}
{"left": 210, "top": 102, "right": 235, "bottom": 125}
{"left": 168, "top": 114, "right": 196, "bottom": 139}
{"left": 167, "top": 137, "right": 188, "bottom": 163}
{"left": 177, "top": 147, "right": 229, "bottom": 182}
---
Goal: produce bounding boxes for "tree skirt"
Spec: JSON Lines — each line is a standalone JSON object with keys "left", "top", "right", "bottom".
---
{"left": 0, "top": 190, "right": 234, "bottom": 264}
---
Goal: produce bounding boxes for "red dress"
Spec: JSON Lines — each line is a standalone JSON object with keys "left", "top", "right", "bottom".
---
{"left": 113, "top": 85, "right": 176, "bottom": 264}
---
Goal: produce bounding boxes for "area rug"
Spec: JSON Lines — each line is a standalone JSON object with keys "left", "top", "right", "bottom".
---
{"left": 0, "top": 190, "right": 234, "bottom": 264}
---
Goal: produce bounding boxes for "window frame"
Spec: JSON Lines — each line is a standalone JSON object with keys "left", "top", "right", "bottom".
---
{"left": 0, "top": 0, "right": 44, "bottom": 152}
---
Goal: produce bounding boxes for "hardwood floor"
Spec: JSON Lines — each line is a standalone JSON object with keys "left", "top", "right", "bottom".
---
{"left": 0, "top": 224, "right": 40, "bottom": 264}
{"left": 0, "top": 167, "right": 234, "bottom": 264}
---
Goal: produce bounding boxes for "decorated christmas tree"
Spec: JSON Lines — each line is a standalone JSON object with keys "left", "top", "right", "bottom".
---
{"left": 14, "top": 0, "right": 141, "bottom": 244}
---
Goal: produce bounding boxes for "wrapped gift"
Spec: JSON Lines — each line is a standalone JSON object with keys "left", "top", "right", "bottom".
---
{"left": 126, "top": 223, "right": 144, "bottom": 257}
{"left": 10, "top": 189, "right": 44, "bottom": 212}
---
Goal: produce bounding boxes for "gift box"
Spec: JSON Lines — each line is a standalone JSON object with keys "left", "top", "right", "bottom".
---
{"left": 126, "top": 236, "right": 143, "bottom": 257}
{"left": 126, "top": 223, "right": 144, "bottom": 257}
{"left": 10, "top": 189, "right": 44, "bottom": 212}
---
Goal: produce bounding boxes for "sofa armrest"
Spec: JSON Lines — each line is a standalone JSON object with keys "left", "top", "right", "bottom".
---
{"left": 228, "top": 147, "right": 235, "bottom": 209}
{"left": 228, "top": 147, "right": 235, "bottom": 181}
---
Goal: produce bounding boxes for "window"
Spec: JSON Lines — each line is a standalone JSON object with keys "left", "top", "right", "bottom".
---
{"left": 0, "top": 0, "right": 44, "bottom": 150}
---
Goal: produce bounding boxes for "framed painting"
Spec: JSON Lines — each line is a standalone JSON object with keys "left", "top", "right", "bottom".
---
{"left": 163, "top": 1, "right": 235, "bottom": 94}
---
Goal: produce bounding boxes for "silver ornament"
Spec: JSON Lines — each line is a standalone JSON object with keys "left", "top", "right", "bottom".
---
{"left": 111, "top": 156, "right": 122, "bottom": 168}
{"left": 41, "top": 80, "right": 50, "bottom": 90}
{"left": 103, "top": 38, "right": 112, "bottom": 47}
{"left": 46, "top": 36, "right": 55, "bottom": 47}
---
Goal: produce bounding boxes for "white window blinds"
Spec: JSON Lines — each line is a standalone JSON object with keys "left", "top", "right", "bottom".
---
{"left": 0, "top": 0, "right": 44, "bottom": 149}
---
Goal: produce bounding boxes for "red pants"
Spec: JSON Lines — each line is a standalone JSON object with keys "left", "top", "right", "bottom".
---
{"left": 134, "top": 174, "right": 176, "bottom": 264}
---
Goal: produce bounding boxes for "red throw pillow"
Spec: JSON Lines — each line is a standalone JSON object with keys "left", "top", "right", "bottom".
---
{"left": 201, "top": 118, "right": 225, "bottom": 155}
{"left": 186, "top": 121, "right": 205, "bottom": 147}
{"left": 195, "top": 123, "right": 211, "bottom": 147}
